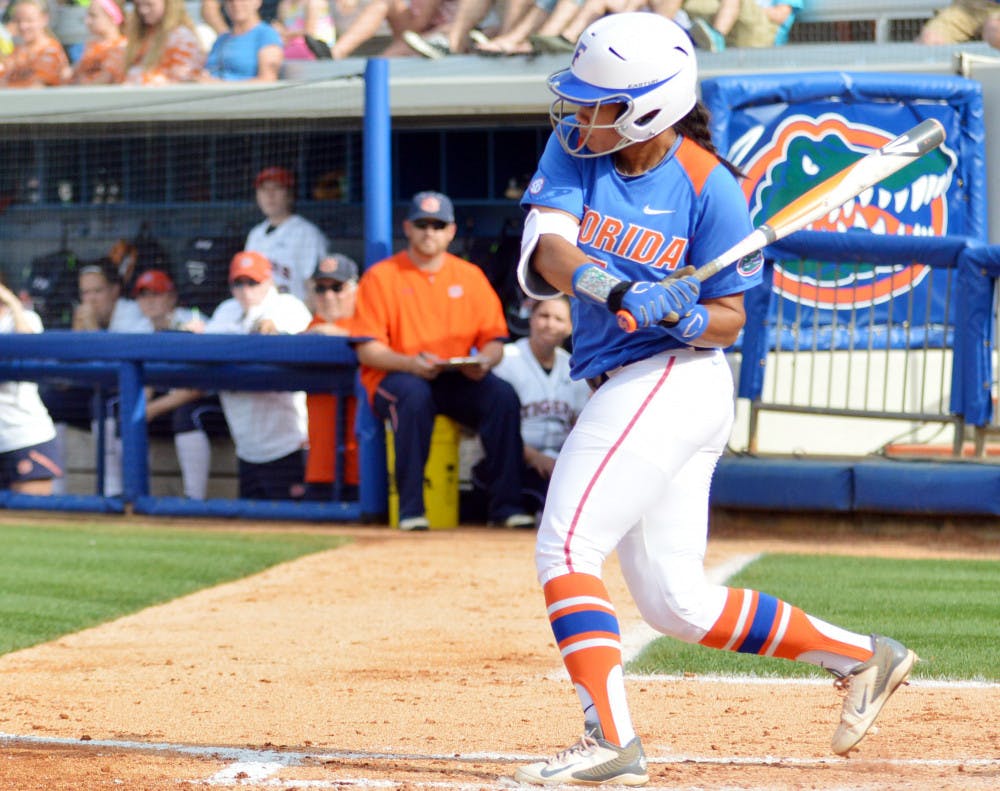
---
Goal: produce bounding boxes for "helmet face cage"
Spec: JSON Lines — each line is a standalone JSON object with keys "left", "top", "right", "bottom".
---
{"left": 549, "top": 92, "right": 638, "bottom": 159}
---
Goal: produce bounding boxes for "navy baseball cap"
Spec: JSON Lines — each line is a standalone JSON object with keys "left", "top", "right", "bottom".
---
{"left": 407, "top": 191, "right": 455, "bottom": 224}
{"left": 312, "top": 253, "right": 359, "bottom": 283}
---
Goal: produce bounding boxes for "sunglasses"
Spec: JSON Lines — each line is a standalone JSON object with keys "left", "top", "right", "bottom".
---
{"left": 412, "top": 219, "right": 448, "bottom": 231}
{"left": 314, "top": 281, "right": 346, "bottom": 294}
{"left": 230, "top": 278, "right": 261, "bottom": 288}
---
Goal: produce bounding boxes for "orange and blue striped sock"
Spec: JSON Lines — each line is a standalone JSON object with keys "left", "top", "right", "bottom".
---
{"left": 700, "top": 587, "right": 872, "bottom": 673}
{"left": 543, "top": 572, "right": 635, "bottom": 746}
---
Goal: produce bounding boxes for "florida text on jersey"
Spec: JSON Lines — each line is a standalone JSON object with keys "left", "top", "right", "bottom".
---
{"left": 523, "top": 129, "right": 765, "bottom": 380}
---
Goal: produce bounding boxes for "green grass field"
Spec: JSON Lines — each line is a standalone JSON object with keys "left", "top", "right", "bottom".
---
{"left": 629, "top": 554, "right": 1000, "bottom": 681}
{"left": 0, "top": 521, "right": 349, "bottom": 655}
{"left": 2, "top": 525, "right": 996, "bottom": 681}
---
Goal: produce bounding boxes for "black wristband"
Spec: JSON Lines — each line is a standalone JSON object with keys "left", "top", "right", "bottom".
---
{"left": 606, "top": 281, "right": 633, "bottom": 314}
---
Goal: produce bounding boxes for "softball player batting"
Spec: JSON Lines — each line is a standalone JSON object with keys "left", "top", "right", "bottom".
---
{"left": 513, "top": 12, "right": 916, "bottom": 786}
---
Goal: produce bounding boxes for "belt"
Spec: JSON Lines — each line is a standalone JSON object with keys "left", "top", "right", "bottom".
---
{"left": 585, "top": 347, "right": 715, "bottom": 392}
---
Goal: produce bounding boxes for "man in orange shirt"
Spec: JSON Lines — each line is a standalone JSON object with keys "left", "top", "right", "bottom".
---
{"left": 352, "top": 191, "right": 533, "bottom": 531}
{"left": 302, "top": 253, "right": 360, "bottom": 500}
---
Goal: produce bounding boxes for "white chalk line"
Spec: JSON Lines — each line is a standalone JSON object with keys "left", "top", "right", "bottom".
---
{"left": 627, "top": 673, "right": 1000, "bottom": 688}
{"left": 4, "top": 729, "right": 1000, "bottom": 790}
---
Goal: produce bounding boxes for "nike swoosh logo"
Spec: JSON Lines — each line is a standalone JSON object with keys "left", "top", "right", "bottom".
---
{"left": 853, "top": 689, "right": 869, "bottom": 716}
{"left": 643, "top": 205, "right": 675, "bottom": 215}
{"left": 539, "top": 761, "right": 583, "bottom": 778}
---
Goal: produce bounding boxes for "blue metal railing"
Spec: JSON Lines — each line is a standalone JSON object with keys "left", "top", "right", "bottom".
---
{"left": 0, "top": 331, "right": 383, "bottom": 521}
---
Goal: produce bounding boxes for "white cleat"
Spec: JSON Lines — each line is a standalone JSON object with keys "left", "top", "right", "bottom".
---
{"left": 515, "top": 727, "right": 648, "bottom": 786}
{"left": 831, "top": 633, "right": 918, "bottom": 756}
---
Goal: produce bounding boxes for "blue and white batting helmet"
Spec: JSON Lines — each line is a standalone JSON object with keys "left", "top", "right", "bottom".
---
{"left": 547, "top": 12, "right": 698, "bottom": 157}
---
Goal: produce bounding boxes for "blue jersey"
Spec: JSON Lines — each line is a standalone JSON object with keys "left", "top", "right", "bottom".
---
{"left": 521, "top": 131, "right": 763, "bottom": 380}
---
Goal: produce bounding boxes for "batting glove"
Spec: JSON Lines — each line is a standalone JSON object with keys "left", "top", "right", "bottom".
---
{"left": 607, "top": 276, "right": 701, "bottom": 329}
{"left": 663, "top": 304, "right": 709, "bottom": 342}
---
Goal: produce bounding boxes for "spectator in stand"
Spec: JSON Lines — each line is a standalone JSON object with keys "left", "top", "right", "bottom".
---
{"left": 491, "top": 295, "right": 589, "bottom": 516}
{"left": 67, "top": 259, "right": 151, "bottom": 497}
{"left": 202, "top": 0, "right": 280, "bottom": 33}
{"left": 132, "top": 268, "right": 205, "bottom": 333}
{"left": 204, "top": 251, "right": 314, "bottom": 500}
{"left": 402, "top": 0, "right": 503, "bottom": 57}
{"left": 990, "top": 14, "right": 1000, "bottom": 45}
{"left": 329, "top": 0, "right": 458, "bottom": 59}
{"left": 68, "top": 0, "right": 127, "bottom": 84}
{"left": 352, "top": 190, "right": 533, "bottom": 531}
{"left": 0, "top": 0, "right": 69, "bottom": 87}
{"left": 0, "top": 279, "right": 61, "bottom": 496}
{"left": 130, "top": 268, "right": 231, "bottom": 501}
{"left": 123, "top": 0, "right": 205, "bottom": 85}
{"left": 301, "top": 253, "right": 360, "bottom": 500}
{"left": 72, "top": 257, "right": 149, "bottom": 332}
{"left": 51, "top": 0, "right": 90, "bottom": 62}
{"left": 201, "top": 0, "right": 283, "bottom": 80}
{"left": 526, "top": 0, "right": 644, "bottom": 54}
{"left": 918, "top": 0, "right": 1000, "bottom": 47}
{"left": 328, "top": 0, "right": 363, "bottom": 39}
{"left": 654, "top": 0, "right": 803, "bottom": 52}
{"left": 470, "top": 0, "right": 577, "bottom": 56}
{"left": 274, "top": 0, "right": 336, "bottom": 59}
{"left": 40, "top": 256, "right": 145, "bottom": 466}
{"left": 1, "top": 3, "right": 14, "bottom": 57}
{"left": 245, "top": 166, "right": 329, "bottom": 300}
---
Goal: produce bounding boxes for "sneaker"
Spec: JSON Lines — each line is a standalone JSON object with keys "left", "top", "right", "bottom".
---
{"left": 403, "top": 30, "right": 450, "bottom": 59}
{"left": 398, "top": 515, "right": 430, "bottom": 531}
{"left": 689, "top": 18, "right": 726, "bottom": 52}
{"left": 503, "top": 513, "right": 536, "bottom": 529}
{"left": 831, "top": 634, "right": 917, "bottom": 756}
{"left": 515, "top": 726, "right": 648, "bottom": 786}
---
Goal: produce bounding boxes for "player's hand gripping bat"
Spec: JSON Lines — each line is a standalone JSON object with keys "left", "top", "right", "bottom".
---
{"left": 615, "top": 118, "right": 947, "bottom": 332}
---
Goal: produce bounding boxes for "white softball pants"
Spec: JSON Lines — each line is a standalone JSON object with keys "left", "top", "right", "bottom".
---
{"left": 535, "top": 348, "right": 734, "bottom": 643}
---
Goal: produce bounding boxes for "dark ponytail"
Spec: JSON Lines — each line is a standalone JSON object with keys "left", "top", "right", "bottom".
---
{"left": 674, "top": 101, "right": 745, "bottom": 180}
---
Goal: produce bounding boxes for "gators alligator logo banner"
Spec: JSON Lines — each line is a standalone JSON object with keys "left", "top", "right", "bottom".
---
{"left": 738, "top": 114, "right": 957, "bottom": 310}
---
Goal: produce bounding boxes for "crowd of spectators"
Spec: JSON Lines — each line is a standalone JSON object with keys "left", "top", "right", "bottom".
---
{"left": 2, "top": 177, "right": 587, "bottom": 529}
{"left": 401, "top": 0, "right": 1000, "bottom": 58}
{"left": 2, "top": 1, "right": 998, "bottom": 83}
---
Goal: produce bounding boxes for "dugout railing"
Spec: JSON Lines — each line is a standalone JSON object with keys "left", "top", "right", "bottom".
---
{"left": 967, "top": 249, "right": 1000, "bottom": 456}
{"left": 0, "top": 331, "right": 383, "bottom": 521}
{"left": 737, "top": 232, "right": 1000, "bottom": 459}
